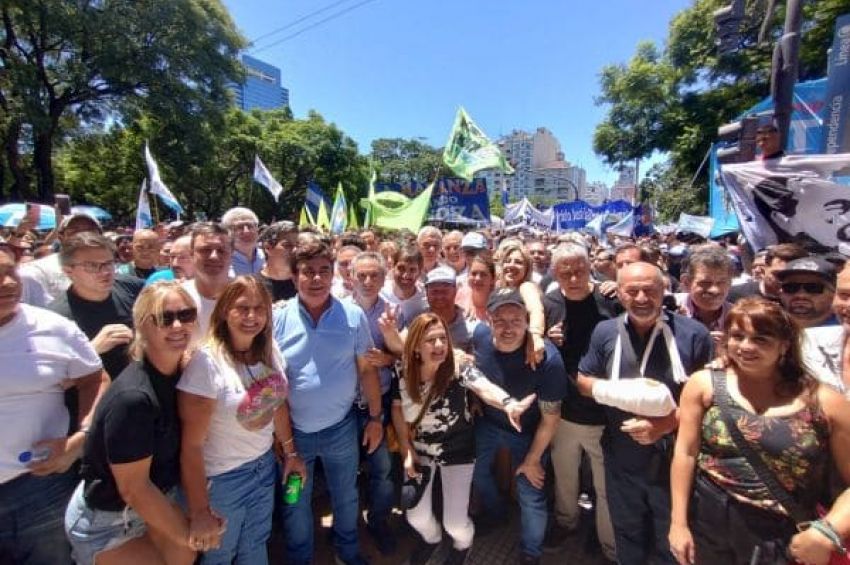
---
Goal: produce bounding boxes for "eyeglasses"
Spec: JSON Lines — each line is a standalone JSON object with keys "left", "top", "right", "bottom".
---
{"left": 70, "top": 260, "right": 115, "bottom": 274}
{"left": 231, "top": 222, "right": 258, "bottom": 231}
{"left": 780, "top": 281, "right": 828, "bottom": 295}
{"left": 154, "top": 307, "right": 198, "bottom": 327}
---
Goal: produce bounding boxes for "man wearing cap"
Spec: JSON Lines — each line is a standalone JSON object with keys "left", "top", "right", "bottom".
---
{"left": 20, "top": 213, "right": 102, "bottom": 303}
{"left": 777, "top": 256, "right": 838, "bottom": 329}
{"left": 471, "top": 288, "right": 568, "bottom": 565}
{"left": 456, "top": 231, "right": 488, "bottom": 286}
{"left": 222, "top": 207, "right": 264, "bottom": 276}
{"left": 576, "top": 262, "right": 712, "bottom": 565}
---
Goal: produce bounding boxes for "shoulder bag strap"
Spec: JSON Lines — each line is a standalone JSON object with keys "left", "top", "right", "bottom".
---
{"left": 711, "top": 368, "right": 810, "bottom": 523}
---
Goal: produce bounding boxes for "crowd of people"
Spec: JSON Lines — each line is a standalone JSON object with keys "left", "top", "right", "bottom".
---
{"left": 2, "top": 205, "right": 850, "bottom": 565}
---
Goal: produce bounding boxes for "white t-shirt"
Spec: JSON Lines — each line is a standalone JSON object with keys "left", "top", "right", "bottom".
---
{"left": 20, "top": 253, "right": 68, "bottom": 304}
{"left": 181, "top": 280, "right": 219, "bottom": 341}
{"left": 380, "top": 281, "right": 428, "bottom": 327}
{"left": 0, "top": 304, "right": 102, "bottom": 483}
{"left": 178, "top": 346, "right": 288, "bottom": 476}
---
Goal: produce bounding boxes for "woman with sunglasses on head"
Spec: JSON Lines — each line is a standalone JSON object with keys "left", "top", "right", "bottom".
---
{"left": 669, "top": 297, "right": 850, "bottom": 565}
{"left": 65, "top": 281, "right": 200, "bottom": 565}
{"left": 496, "top": 240, "right": 547, "bottom": 365}
{"left": 178, "top": 276, "right": 302, "bottom": 564}
{"left": 391, "top": 312, "right": 536, "bottom": 565}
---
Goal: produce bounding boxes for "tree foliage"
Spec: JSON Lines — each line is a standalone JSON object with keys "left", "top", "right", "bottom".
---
{"left": 369, "top": 137, "right": 443, "bottom": 184}
{"left": 593, "top": 0, "right": 848, "bottom": 220}
{"left": 55, "top": 108, "right": 369, "bottom": 224}
{"left": 0, "top": 0, "right": 245, "bottom": 199}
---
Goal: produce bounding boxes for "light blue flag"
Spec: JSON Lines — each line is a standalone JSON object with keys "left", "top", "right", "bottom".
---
{"left": 135, "top": 179, "right": 153, "bottom": 230}
{"left": 330, "top": 183, "right": 347, "bottom": 235}
{"left": 144, "top": 142, "right": 183, "bottom": 215}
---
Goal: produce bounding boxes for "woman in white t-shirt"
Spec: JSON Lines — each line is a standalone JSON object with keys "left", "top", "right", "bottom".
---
{"left": 178, "top": 276, "right": 305, "bottom": 564}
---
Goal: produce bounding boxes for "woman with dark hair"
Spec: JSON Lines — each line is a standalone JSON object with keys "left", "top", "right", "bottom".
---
{"left": 456, "top": 251, "right": 496, "bottom": 323}
{"left": 258, "top": 222, "right": 298, "bottom": 302}
{"left": 390, "top": 312, "right": 535, "bottom": 565}
{"left": 178, "top": 276, "right": 304, "bottom": 564}
{"left": 65, "top": 281, "right": 199, "bottom": 565}
{"left": 669, "top": 297, "right": 850, "bottom": 565}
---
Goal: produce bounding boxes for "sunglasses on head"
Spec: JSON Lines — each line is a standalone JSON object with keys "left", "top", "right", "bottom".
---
{"left": 780, "top": 281, "right": 828, "bottom": 295}
{"left": 154, "top": 307, "right": 198, "bottom": 327}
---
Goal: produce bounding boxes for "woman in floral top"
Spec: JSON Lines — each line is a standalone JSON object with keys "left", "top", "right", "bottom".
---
{"left": 669, "top": 297, "right": 850, "bottom": 565}
{"left": 391, "top": 312, "right": 535, "bottom": 565}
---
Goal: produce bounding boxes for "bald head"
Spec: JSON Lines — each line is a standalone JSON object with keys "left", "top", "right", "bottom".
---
{"left": 617, "top": 262, "right": 665, "bottom": 330}
{"left": 132, "top": 229, "right": 161, "bottom": 269}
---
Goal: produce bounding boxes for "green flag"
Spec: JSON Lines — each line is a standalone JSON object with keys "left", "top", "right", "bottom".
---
{"left": 442, "top": 107, "right": 514, "bottom": 180}
{"left": 363, "top": 183, "right": 434, "bottom": 232}
{"left": 347, "top": 201, "right": 360, "bottom": 229}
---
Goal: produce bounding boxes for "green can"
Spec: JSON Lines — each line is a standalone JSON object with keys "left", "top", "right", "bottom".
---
{"left": 284, "top": 473, "right": 302, "bottom": 504}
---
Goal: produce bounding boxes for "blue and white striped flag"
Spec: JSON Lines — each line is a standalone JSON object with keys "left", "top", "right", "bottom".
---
{"left": 135, "top": 179, "right": 153, "bottom": 230}
{"left": 253, "top": 155, "right": 283, "bottom": 202}
{"left": 144, "top": 142, "right": 183, "bottom": 215}
{"left": 305, "top": 181, "right": 326, "bottom": 219}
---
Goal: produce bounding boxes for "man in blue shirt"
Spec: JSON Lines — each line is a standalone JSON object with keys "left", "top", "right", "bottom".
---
{"left": 472, "top": 289, "right": 568, "bottom": 565}
{"left": 347, "top": 251, "right": 398, "bottom": 555}
{"left": 577, "top": 262, "right": 712, "bottom": 565}
{"left": 222, "top": 207, "right": 264, "bottom": 275}
{"left": 272, "top": 235, "right": 383, "bottom": 565}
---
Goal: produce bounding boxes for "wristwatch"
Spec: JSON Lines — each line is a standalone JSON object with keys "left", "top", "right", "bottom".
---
{"left": 368, "top": 412, "right": 383, "bottom": 423}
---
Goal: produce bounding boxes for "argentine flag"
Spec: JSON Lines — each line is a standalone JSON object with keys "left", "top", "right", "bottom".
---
{"left": 136, "top": 179, "right": 153, "bottom": 230}
{"left": 253, "top": 155, "right": 283, "bottom": 202}
{"left": 144, "top": 142, "right": 184, "bottom": 215}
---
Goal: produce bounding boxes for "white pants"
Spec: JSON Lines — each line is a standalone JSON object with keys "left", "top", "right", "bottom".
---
{"left": 550, "top": 419, "right": 616, "bottom": 560}
{"left": 406, "top": 461, "right": 475, "bottom": 550}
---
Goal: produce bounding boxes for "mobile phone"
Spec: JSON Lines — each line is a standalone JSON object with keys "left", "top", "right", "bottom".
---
{"left": 54, "top": 194, "right": 71, "bottom": 215}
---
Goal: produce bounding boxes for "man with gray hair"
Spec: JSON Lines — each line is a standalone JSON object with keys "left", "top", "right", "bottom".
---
{"left": 221, "top": 206, "right": 264, "bottom": 275}
{"left": 542, "top": 243, "right": 618, "bottom": 560}
{"left": 417, "top": 226, "right": 443, "bottom": 275}
{"left": 347, "top": 251, "right": 398, "bottom": 555}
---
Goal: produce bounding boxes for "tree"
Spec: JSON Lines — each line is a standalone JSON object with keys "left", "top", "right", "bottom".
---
{"left": 1, "top": 0, "right": 245, "bottom": 199}
{"left": 639, "top": 162, "right": 704, "bottom": 223}
{"left": 55, "top": 108, "right": 369, "bottom": 223}
{"left": 593, "top": 0, "right": 847, "bottom": 209}
{"left": 369, "top": 137, "right": 443, "bottom": 183}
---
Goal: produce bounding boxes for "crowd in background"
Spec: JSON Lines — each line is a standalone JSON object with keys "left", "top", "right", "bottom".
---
{"left": 3, "top": 206, "right": 850, "bottom": 565}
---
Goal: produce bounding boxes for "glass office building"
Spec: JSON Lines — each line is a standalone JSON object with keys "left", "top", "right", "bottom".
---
{"left": 231, "top": 55, "right": 290, "bottom": 111}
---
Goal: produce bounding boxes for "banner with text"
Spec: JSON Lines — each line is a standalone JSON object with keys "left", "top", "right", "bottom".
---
{"left": 551, "top": 199, "right": 633, "bottom": 232}
{"left": 375, "top": 177, "right": 490, "bottom": 224}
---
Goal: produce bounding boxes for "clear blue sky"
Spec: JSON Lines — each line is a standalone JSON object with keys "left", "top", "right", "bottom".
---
{"left": 223, "top": 0, "right": 692, "bottom": 186}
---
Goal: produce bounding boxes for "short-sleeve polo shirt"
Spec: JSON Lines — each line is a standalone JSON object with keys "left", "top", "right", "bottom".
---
{"left": 273, "top": 296, "right": 374, "bottom": 433}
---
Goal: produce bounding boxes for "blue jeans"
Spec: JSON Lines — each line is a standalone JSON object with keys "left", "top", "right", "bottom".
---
{"left": 0, "top": 470, "right": 77, "bottom": 565}
{"left": 355, "top": 392, "right": 394, "bottom": 526}
{"left": 473, "top": 420, "right": 549, "bottom": 559}
{"left": 202, "top": 449, "right": 276, "bottom": 565}
{"left": 284, "top": 409, "right": 361, "bottom": 564}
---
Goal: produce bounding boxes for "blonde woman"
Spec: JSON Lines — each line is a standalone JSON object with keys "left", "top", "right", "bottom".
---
{"left": 65, "top": 281, "right": 199, "bottom": 565}
{"left": 497, "top": 241, "right": 546, "bottom": 365}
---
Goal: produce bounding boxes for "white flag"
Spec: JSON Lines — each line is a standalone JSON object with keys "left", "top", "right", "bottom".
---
{"left": 720, "top": 153, "right": 850, "bottom": 250}
{"left": 144, "top": 142, "right": 183, "bottom": 215}
{"left": 253, "top": 155, "right": 283, "bottom": 202}
{"left": 136, "top": 179, "right": 153, "bottom": 230}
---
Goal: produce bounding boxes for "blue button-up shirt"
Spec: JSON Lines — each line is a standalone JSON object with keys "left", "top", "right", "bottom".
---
{"left": 346, "top": 295, "right": 393, "bottom": 394}
{"left": 273, "top": 296, "right": 374, "bottom": 433}
{"left": 231, "top": 248, "right": 265, "bottom": 276}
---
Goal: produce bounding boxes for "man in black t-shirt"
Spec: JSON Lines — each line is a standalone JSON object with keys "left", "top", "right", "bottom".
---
{"left": 542, "top": 243, "right": 618, "bottom": 561}
{"left": 49, "top": 233, "right": 144, "bottom": 381}
{"left": 472, "top": 289, "right": 567, "bottom": 565}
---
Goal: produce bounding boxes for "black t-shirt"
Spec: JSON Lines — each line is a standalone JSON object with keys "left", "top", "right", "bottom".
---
{"left": 48, "top": 275, "right": 144, "bottom": 380}
{"left": 472, "top": 325, "right": 568, "bottom": 435}
{"left": 543, "top": 286, "right": 618, "bottom": 425}
{"left": 578, "top": 312, "right": 713, "bottom": 474}
{"left": 258, "top": 273, "right": 297, "bottom": 302}
{"left": 80, "top": 358, "right": 182, "bottom": 511}
{"left": 130, "top": 265, "right": 158, "bottom": 279}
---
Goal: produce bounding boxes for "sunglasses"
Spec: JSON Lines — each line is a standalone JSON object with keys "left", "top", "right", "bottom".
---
{"left": 154, "top": 307, "right": 198, "bottom": 327}
{"left": 780, "top": 282, "right": 828, "bottom": 295}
